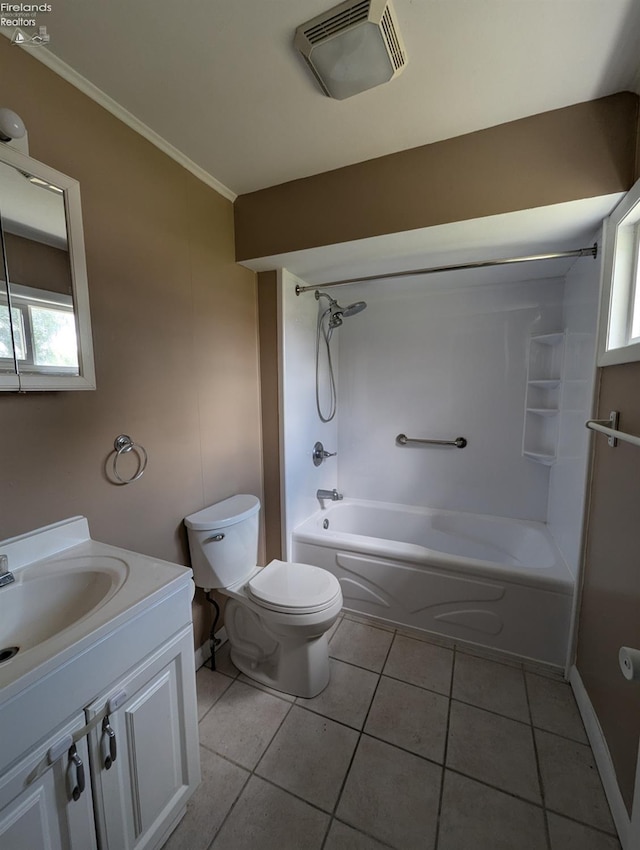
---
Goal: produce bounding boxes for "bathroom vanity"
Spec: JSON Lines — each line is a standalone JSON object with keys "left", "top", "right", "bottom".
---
{"left": 0, "top": 517, "right": 200, "bottom": 850}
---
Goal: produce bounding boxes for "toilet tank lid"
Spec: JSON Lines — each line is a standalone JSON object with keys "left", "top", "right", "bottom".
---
{"left": 184, "top": 494, "right": 260, "bottom": 531}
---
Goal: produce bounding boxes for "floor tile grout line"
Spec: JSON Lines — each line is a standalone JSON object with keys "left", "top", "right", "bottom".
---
{"left": 217, "top": 610, "right": 565, "bottom": 679}
{"left": 198, "top": 740, "right": 255, "bottom": 771}
{"left": 234, "top": 630, "right": 388, "bottom": 847}
{"left": 200, "top": 736, "right": 423, "bottom": 833}
{"left": 201, "top": 661, "right": 589, "bottom": 749}
{"left": 251, "top": 697, "right": 296, "bottom": 775}
{"left": 433, "top": 642, "right": 456, "bottom": 850}
{"left": 543, "top": 806, "right": 622, "bottom": 839}
{"left": 319, "top": 671, "right": 382, "bottom": 849}
{"left": 319, "top": 816, "right": 333, "bottom": 850}
{"left": 329, "top": 620, "right": 396, "bottom": 676}
{"left": 328, "top": 639, "right": 568, "bottom": 716}
{"left": 199, "top": 692, "right": 295, "bottom": 776}
{"left": 293, "top": 700, "right": 368, "bottom": 733}
{"left": 203, "top": 761, "right": 252, "bottom": 850}
{"left": 327, "top": 815, "right": 399, "bottom": 849}
{"left": 201, "top": 697, "right": 310, "bottom": 849}
{"left": 197, "top": 676, "right": 293, "bottom": 729}
{"left": 196, "top": 751, "right": 620, "bottom": 846}
{"left": 436, "top": 691, "right": 589, "bottom": 746}
{"left": 380, "top": 669, "right": 456, "bottom": 700}
{"left": 192, "top": 625, "right": 620, "bottom": 849}
{"left": 197, "top": 662, "right": 590, "bottom": 811}
{"left": 341, "top": 612, "right": 397, "bottom": 634}
{"left": 319, "top": 629, "right": 397, "bottom": 850}
{"left": 195, "top": 675, "right": 236, "bottom": 724}
{"left": 523, "top": 670, "right": 552, "bottom": 850}
{"left": 443, "top": 765, "right": 548, "bottom": 811}
{"left": 201, "top": 716, "right": 615, "bottom": 841}
{"left": 252, "top": 772, "right": 341, "bottom": 819}
{"left": 363, "top": 628, "right": 396, "bottom": 725}
{"left": 203, "top": 768, "right": 335, "bottom": 849}
{"left": 198, "top": 620, "right": 591, "bottom": 828}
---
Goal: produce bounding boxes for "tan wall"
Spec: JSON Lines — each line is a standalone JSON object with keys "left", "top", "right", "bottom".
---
{"left": 257, "top": 270, "right": 282, "bottom": 562}
{"left": 235, "top": 93, "right": 638, "bottom": 261}
{"left": 4, "top": 234, "right": 72, "bottom": 294}
{"left": 577, "top": 363, "right": 640, "bottom": 814}
{"left": 576, "top": 110, "right": 640, "bottom": 816}
{"left": 0, "top": 38, "right": 263, "bottom": 649}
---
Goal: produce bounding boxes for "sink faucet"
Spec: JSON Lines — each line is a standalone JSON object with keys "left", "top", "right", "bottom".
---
{"left": 316, "top": 488, "right": 343, "bottom": 502}
{"left": 0, "top": 554, "right": 15, "bottom": 588}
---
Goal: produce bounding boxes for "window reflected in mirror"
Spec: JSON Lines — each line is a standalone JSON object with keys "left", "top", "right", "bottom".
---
{"left": 0, "top": 162, "right": 80, "bottom": 376}
{"left": 0, "top": 145, "right": 94, "bottom": 390}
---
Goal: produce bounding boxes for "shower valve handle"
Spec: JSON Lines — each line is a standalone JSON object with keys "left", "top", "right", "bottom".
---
{"left": 312, "top": 441, "right": 336, "bottom": 467}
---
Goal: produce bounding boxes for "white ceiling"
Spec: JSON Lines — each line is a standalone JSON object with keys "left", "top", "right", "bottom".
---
{"left": 13, "top": 0, "right": 640, "bottom": 197}
{"left": 0, "top": 159, "right": 67, "bottom": 247}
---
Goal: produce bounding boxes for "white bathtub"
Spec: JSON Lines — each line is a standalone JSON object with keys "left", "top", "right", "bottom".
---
{"left": 292, "top": 500, "right": 573, "bottom": 667}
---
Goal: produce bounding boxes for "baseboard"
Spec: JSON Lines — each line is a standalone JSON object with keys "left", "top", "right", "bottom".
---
{"left": 194, "top": 626, "right": 228, "bottom": 671}
{"left": 569, "top": 665, "right": 630, "bottom": 847}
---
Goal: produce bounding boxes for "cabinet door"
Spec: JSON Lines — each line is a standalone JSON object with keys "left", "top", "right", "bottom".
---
{"left": 87, "top": 626, "right": 199, "bottom": 850}
{"left": 0, "top": 713, "right": 97, "bottom": 850}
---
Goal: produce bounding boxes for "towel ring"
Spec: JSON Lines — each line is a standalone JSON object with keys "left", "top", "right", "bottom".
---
{"left": 112, "top": 434, "right": 148, "bottom": 485}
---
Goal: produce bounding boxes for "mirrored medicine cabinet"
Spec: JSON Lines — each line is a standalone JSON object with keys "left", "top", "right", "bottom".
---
{"left": 0, "top": 143, "right": 95, "bottom": 391}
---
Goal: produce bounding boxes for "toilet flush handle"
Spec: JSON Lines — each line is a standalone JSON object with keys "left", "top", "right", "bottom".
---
{"left": 206, "top": 534, "right": 225, "bottom": 543}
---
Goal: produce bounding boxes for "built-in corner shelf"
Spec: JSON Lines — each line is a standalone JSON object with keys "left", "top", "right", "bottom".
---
{"left": 522, "top": 332, "right": 565, "bottom": 464}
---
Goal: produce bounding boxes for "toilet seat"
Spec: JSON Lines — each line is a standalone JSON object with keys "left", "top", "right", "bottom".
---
{"left": 247, "top": 559, "right": 341, "bottom": 614}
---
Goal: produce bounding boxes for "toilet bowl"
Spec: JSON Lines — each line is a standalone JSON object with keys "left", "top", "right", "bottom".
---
{"left": 184, "top": 495, "right": 342, "bottom": 698}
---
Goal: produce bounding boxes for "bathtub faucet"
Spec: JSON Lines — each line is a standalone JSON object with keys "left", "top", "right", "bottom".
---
{"left": 317, "top": 488, "right": 343, "bottom": 502}
{"left": 0, "top": 554, "right": 15, "bottom": 588}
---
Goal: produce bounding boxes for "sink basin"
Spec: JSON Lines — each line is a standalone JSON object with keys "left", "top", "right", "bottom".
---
{"left": 0, "top": 556, "right": 128, "bottom": 655}
{"left": 0, "top": 516, "right": 193, "bottom": 701}
{"left": 0, "top": 517, "right": 194, "bottom": 778}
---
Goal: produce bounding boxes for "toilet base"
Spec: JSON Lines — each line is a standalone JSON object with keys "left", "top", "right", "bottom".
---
{"left": 229, "top": 634, "right": 330, "bottom": 698}
{"left": 224, "top": 597, "right": 337, "bottom": 698}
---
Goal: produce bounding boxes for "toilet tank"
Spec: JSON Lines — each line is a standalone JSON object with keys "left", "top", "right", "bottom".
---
{"left": 184, "top": 495, "right": 260, "bottom": 590}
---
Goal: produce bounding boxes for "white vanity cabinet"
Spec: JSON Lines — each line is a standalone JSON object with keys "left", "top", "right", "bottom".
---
{"left": 0, "top": 518, "right": 201, "bottom": 850}
{"left": 0, "top": 625, "right": 198, "bottom": 850}
{"left": 86, "top": 626, "right": 199, "bottom": 850}
{"left": 0, "top": 712, "right": 97, "bottom": 850}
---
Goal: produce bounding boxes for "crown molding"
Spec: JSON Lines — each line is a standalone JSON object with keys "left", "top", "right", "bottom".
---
{"left": 0, "top": 28, "right": 237, "bottom": 202}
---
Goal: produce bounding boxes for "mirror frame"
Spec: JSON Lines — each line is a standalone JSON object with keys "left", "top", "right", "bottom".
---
{"left": 0, "top": 144, "right": 96, "bottom": 391}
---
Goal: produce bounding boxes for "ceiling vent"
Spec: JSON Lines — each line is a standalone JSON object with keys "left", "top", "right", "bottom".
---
{"left": 294, "top": 0, "right": 407, "bottom": 100}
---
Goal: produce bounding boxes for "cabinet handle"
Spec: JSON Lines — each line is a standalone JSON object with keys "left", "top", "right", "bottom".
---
{"left": 102, "top": 716, "right": 117, "bottom": 769}
{"left": 68, "top": 744, "right": 85, "bottom": 801}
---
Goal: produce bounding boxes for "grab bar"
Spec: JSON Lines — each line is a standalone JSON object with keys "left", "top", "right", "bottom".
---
{"left": 396, "top": 433, "right": 467, "bottom": 449}
{"left": 586, "top": 411, "right": 640, "bottom": 449}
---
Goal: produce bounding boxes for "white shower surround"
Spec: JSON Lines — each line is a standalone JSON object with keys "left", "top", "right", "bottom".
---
{"left": 335, "top": 275, "right": 565, "bottom": 520}
{"left": 293, "top": 499, "right": 573, "bottom": 666}
{"left": 279, "top": 249, "right": 600, "bottom": 666}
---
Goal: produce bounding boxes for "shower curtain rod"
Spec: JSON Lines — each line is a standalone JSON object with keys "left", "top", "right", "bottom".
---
{"left": 294, "top": 243, "right": 598, "bottom": 295}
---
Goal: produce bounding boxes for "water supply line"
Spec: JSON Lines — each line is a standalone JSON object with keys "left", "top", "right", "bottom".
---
{"left": 205, "top": 591, "right": 221, "bottom": 671}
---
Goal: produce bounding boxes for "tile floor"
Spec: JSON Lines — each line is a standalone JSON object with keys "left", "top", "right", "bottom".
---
{"left": 163, "top": 613, "right": 622, "bottom": 850}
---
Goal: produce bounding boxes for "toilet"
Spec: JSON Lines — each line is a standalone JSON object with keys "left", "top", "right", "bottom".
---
{"left": 184, "top": 494, "right": 342, "bottom": 698}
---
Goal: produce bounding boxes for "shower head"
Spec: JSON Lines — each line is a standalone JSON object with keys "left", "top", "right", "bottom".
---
{"left": 315, "top": 290, "right": 367, "bottom": 328}
{"left": 329, "top": 300, "right": 367, "bottom": 328}
{"left": 342, "top": 301, "right": 367, "bottom": 318}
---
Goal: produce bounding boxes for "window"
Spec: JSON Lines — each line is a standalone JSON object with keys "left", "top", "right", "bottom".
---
{"left": 597, "top": 178, "right": 640, "bottom": 366}
{"left": 0, "top": 284, "right": 78, "bottom": 373}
